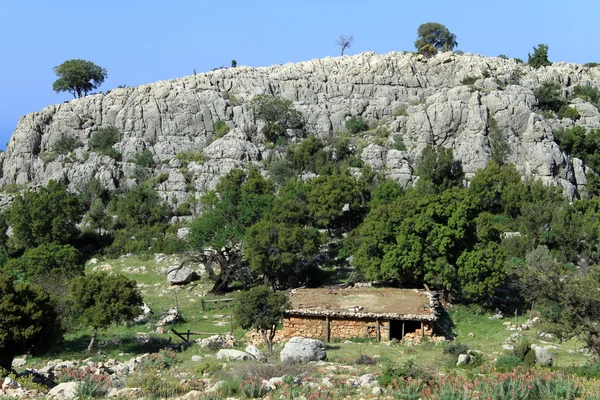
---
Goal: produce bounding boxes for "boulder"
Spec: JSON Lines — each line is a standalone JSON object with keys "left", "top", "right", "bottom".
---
{"left": 456, "top": 354, "right": 473, "bottom": 366}
{"left": 11, "top": 358, "right": 26, "bottom": 368}
{"left": 1, "top": 377, "right": 20, "bottom": 390}
{"left": 47, "top": 382, "right": 79, "bottom": 399}
{"left": 280, "top": 337, "right": 327, "bottom": 363}
{"left": 216, "top": 349, "right": 251, "bottom": 361}
{"left": 167, "top": 266, "right": 196, "bottom": 285}
{"left": 531, "top": 344, "right": 553, "bottom": 366}
{"left": 245, "top": 344, "right": 267, "bottom": 362}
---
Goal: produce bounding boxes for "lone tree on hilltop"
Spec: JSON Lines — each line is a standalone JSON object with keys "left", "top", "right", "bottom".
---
{"left": 0, "top": 272, "right": 63, "bottom": 372}
{"left": 70, "top": 272, "right": 143, "bottom": 353}
{"left": 528, "top": 44, "right": 552, "bottom": 69}
{"left": 234, "top": 286, "right": 288, "bottom": 354}
{"left": 52, "top": 59, "right": 107, "bottom": 98}
{"left": 337, "top": 34, "right": 354, "bottom": 56}
{"left": 415, "top": 22, "right": 458, "bottom": 52}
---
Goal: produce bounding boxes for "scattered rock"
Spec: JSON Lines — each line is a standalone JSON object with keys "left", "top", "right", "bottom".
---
{"left": 11, "top": 358, "right": 26, "bottom": 368}
{"left": 456, "top": 354, "right": 474, "bottom": 366}
{"left": 216, "top": 349, "right": 251, "bottom": 361}
{"left": 531, "top": 344, "right": 553, "bottom": 366}
{"left": 245, "top": 344, "right": 267, "bottom": 362}
{"left": 191, "top": 355, "right": 203, "bottom": 362}
{"left": 47, "top": 382, "right": 79, "bottom": 399}
{"left": 1, "top": 377, "right": 20, "bottom": 390}
{"left": 280, "top": 337, "right": 327, "bottom": 363}
{"left": 167, "top": 266, "right": 196, "bottom": 285}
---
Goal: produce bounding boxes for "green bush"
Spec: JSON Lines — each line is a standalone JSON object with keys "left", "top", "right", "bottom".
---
{"left": 175, "top": 150, "right": 205, "bottom": 167}
{"left": 378, "top": 360, "right": 427, "bottom": 387}
{"left": 196, "top": 359, "right": 223, "bottom": 376}
{"left": 513, "top": 339, "right": 532, "bottom": 360}
{"left": 262, "top": 122, "right": 286, "bottom": 142}
{"left": 251, "top": 94, "right": 302, "bottom": 142}
{"left": 557, "top": 106, "right": 581, "bottom": 120}
{"left": 534, "top": 80, "right": 566, "bottom": 112}
{"left": 494, "top": 355, "right": 523, "bottom": 372}
{"left": 394, "top": 135, "right": 406, "bottom": 151}
{"left": 214, "top": 120, "right": 230, "bottom": 138}
{"left": 175, "top": 202, "right": 192, "bottom": 216}
{"left": 345, "top": 116, "right": 368, "bottom": 134}
{"left": 133, "top": 149, "right": 155, "bottom": 168}
{"left": 461, "top": 76, "right": 478, "bottom": 85}
{"left": 39, "top": 151, "right": 57, "bottom": 164}
{"left": 528, "top": 43, "right": 552, "bottom": 69}
{"left": 54, "top": 136, "right": 82, "bottom": 155}
{"left": 442, "top": 342, "right": 470, "bottom": 357}
{"left": 418, "top": 44, "right": 438, "bottom": 58}
{"left": 90, "top": 127, "right": 119, "bottom": 152}
{"left": 354, "top": 354, "right": 377, "bottom": 365}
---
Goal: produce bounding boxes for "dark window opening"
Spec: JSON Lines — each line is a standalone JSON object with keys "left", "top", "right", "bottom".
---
{"left": 389, "top": 320, "right": 422, "bottom": 340}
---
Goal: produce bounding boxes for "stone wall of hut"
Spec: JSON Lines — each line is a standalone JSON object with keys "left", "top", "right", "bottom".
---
{"left": 283, "top": 315, "right": 433, "bottom": 341}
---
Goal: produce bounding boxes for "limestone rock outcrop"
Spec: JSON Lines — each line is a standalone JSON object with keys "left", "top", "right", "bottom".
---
{"left": 3, "top": 52, "right": 600, "bottom": 203}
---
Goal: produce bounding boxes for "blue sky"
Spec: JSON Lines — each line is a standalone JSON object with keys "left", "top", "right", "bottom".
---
{"left": 0, "top": 0, "right": 598, "bottom": 149}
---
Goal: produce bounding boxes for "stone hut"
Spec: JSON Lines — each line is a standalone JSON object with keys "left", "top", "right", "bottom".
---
{"left": 283, "top": 288, "right": 440, "bottom": 342}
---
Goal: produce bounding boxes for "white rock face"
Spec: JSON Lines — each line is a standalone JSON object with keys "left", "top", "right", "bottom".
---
{"left": 2, "top": 52, "right": 600, "bottom": 201}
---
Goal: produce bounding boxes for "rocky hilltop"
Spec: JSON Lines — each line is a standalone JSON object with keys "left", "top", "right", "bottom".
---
{"left": 3, "top": 51, "right": 600, "bottom": 207}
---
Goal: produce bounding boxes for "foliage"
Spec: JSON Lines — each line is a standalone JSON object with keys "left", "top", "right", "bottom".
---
{"left": 416, "top": 145, "right": 463, "bottom": 190}
{"left": 114, "top": 183, "right": 171, "bottom": 228}
{"left": 393, "top": 135, "right": 406, "bottom": 151}
{"left": 244, "top": 220, "right": 321, "bottom": 288}
{"left": 573, "top": 84, "right": 600, "bottom": 104}
{"left": 519, "top": 245, "right": 600, "bottom": 359}
{"left": 442, "top": 342, "right": 470, "bottom": 357}
{"left": 528, "top": 44, "right": 551, "bottom": 69}
{"left": 90, "top": 127, "right": 121, "bottom": 160}
{"left": 175, "top": 150, "right": 205, "bottom": 167}
{"left": 189, "top": 169, "right": 274, "bottom": 293}
{"left": 461, "top": 76, "right": 478, "bottom": 85}
{"left": 69, "top": 272, "right": 142, "bottom": 351}
{"left": 133, "top": 149, "right": 155, "bottom": 168}
{"left": 250, "top": 94, "right": 302, "bottom": 141}
{"left": 378, "top": 359, "right": 427, "bottom": 387}
{"left": 554, "top": 126, "right": 600, "bottom": 172}
{"left": 233, "top": 286, "right": 288, "bottom": 354}
{"left": 557, "top": 106, "right": 581, "bottom": 120}
{"left": 53, "top": 136, "right": 82, "bottom": 155}
{"left": 52, "top": 59, "right": 107, "bottom": 98}
{"left": 8, "top": 180, "right": 82, "bottom": 250}
{"left": 354, "top": 354, "right": 377, "bottom": 365}
{"left": 3, "top": 243, "right": 83, "bottom": 282}
{"left": 345, "top": 116, "right": 369, "bottom": 134}
{"left": 494, "top": 355, "right": 523, "bottom": 372}
{"left": 418, "top": 44, "right": 438, "bottom": 58}
{"left": 488, "top": 116, "right": 508, "bottom": 165}
{"left": 534, "top": 80, "right": 565, "bottom": 112}
{"left": 414, "top": 22, "right": 458, "bottom": 52}
{"left": 214, "top": 119, "right": 230, "bottom": 138}
{"left": 0, "top": 272, "right": 63, "bottom": 371}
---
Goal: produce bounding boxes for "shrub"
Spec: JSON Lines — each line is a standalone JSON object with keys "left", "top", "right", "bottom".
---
{"left": 133, "top": 149, "right": 155, "bottom": 168}
{"left": 585, "top": 62, "right": 599, "bottom": 68}
{"left": 418, "top": 44, "right": 438, "bottom": 58}
{"left": 513, "top": 339, "right": 532, "bottom": 360}
{"left": 442, "top": 342, "right": 470, "bottom": 357}
{"left": 90, "top": 127, "right": 119, "bottom": 152}
{"left": 54, "top": 136, "right": 82, "bottom": 155}
{"left": 175, "top": 202, "right": 192, "bottom": 216}
{"left": 345, "top": 116, "right": 368, "bottom": 134}
{"left": 498, "top": 54, "right": 509, "bottom": 59}
{"left": 196, "top": 359, "right": 223, "bottom": 376}
{"left": 138, "top": 349, "right": 178, "bottom": 371}
{"left": 393, "top": 135, "right": 406, "bottom": 151}
{"left": 557, "top": 106, "right": 581, "bottom": 120}
{"left": 393, "top": 106, "right": 408, "bottom": 117}
{"left": 354, "top": 354, "right": 377, "bottom": 365}
{"left": 494, "top": 355, "right": 523, "bottom": 372}
{"left": 262, "top": 122, "right": 286, "bottom": 142}
{"left": 461, "top": 76, "right": 478, "bottom": 85}
{"left": 214, "top": 120, "right": 230, "bottom": 138}
{"left": 39, "top": 151, "right": 57, "bottom": 164}
{"left": 250, "top": 94, "right": 302, "bottom": 142}
{"left": 378, "top": 360, "right": 428, "bottom": 387}
{"left": 509, "top": 67, "right": 524, "bottom": 85}
{"left": 528, "top": 43, "right": 551, "bottom": 69}
{"left": 175, "top": 150, "right": 205, "bottom": 167}
{"left": 534, "top": 80, "right": 565, "bottom": 112}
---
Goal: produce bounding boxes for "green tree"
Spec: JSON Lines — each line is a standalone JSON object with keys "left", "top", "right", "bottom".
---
{"left": 52, "top": 59, "right": 107, "bottom": 98}
{"left": 188, "top": 169, "right": 275, "bottom": 294}
{"left": 8, "top": 180, "right": 82, "bottom": 250}
{"left": 488, "top": 116, "right": 509, "bottom": 165}
{"left": 456, "top": 242, "right": 506, "bottom": 303}
{"left": 414, "top": 22, "right": 458, "bottom": 52}
{"left": 70, "top": 272, "right": 143, "bottom": 352}
{"left": 534, "top": 80, "right": 565, "bottom": 112}
{"left": 416, "top": 145, "right": 463, "bottom": 190}
{"left": 528, "top": 44, "right": 551, "bottom": 69}
{"left": 3, "top": 243, "right": 83, "bottom": 282}
{"left": 306, "top": 172, "right": 364, "bottom": 231}
{"left": 115, "top": 183, "right": 171, "bottom": 228}
{"left": 573, "top": 85, "right": 600, "bottom": 104}
{"left": 233, "top": 286, "right": 288, "bottom": 354}
{"left": 250, "top": 94, "right": 303, "bottom": 142}
{"left": 519, "top": 246, "right": 600, "bottom": 359}
{"left": 244, "top": 220, "right": 321, "bottom": 289}
{"left": 0, "top": 272, "right": 63, "bottom": 371}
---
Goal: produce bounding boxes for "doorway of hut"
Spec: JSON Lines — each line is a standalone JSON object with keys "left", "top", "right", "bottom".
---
{"left": 389, "top": 320, "right": 421, "bottom": 340}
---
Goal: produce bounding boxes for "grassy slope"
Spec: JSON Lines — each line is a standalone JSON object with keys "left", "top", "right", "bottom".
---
{"left": 23, "top": 254, "right": 592, "bottom": 373}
